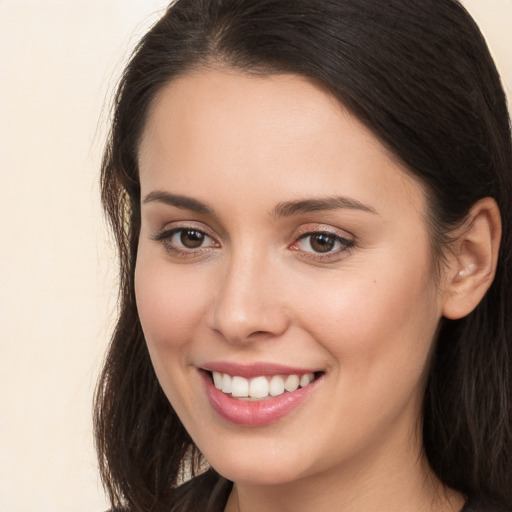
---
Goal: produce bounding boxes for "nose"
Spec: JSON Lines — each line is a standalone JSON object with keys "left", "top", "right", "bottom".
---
{"left": 208, "top": 251, "right": 290, "bottom": 344}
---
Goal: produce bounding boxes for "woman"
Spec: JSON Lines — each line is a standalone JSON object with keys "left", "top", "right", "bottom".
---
{"left": 94, "top": 1, "right": 512, "bottom": 511}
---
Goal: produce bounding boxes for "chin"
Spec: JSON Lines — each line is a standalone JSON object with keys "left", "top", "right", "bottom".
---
{"left": 211, "top": 457, "right": 306, "bottom": 486}
{"left": 197, "top": 436, "right": 313, "bottom": 486}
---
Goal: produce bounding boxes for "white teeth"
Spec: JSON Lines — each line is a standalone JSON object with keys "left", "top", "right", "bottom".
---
{"left": 221, "top": 373, "right": 232, "bottom": 394}
{"left": 249, "top": 376, "right": 270, "bottom": 399}
{"left": 231, "top": 376, "right": 249, "bottom": 397}
{"left": 269, "top": 375, "right": 285, "bottom": 396}
{"left": 284, "top": 374, "right": 300, "bottom": 392}
{"left": 213, "top": 371, "right": 223, "bottom": 390}
{"left": 300, "top": 373, "right": 314, "bottom": 388}
{"left": 211, "top": 371, "right": 317, "bottom": 400}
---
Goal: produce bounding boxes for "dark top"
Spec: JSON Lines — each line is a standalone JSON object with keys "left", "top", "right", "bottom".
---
{"left": 169, "top": 469, "right": 232, "bottom": 512}
{"left": 169, "top": 469, "right": 503, "bottom": 512}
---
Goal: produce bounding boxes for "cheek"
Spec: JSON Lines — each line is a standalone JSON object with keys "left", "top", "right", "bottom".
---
{"left": 134, "top": 250, "right": 211, "bottom": 355}
{"left": 301, "top": 249, "right": 441, "bottom": 376}
{"left": 134, "top": 251, "right": 216, "bottom": 416}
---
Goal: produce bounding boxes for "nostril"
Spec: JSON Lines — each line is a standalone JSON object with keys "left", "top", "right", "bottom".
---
{"left": 247, "top": 330, "right": 271, "bottom": 339}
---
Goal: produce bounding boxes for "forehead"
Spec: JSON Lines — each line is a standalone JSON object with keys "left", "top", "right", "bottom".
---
{"left": 138, "top": 68, "right": 426, "bottom": 220}
{"left": 140, "top": 69, "right": 348, "bottom": 167}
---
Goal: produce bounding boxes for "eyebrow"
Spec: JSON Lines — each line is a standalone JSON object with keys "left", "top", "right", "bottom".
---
{"left": 143, "top": 190, "right": 213, "bottom": 214}
{"left": 142, "top": 190, "right": 377, "bottom": 217}
{"left": 272, "top": 196, "right": 378, "bottom": 217}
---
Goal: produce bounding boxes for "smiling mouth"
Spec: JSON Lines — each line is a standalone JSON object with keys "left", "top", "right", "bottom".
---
{"left": 208, "top": 371, "right": 323, "bottom": 401}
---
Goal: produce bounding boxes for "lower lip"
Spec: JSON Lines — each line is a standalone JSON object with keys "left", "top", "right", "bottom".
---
{"left": 201, "top": 371, "right": 322, "bottom": 426}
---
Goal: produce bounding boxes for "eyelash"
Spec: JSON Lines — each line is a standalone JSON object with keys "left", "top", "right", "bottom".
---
{"left": 152, "top": 226, "right": 219, "bottom": 258}
{"left": 292, "top": 231, "right": 355, "bottom": 261}
{"left": 152, "top": 226, "right": 355, "bottom": 261}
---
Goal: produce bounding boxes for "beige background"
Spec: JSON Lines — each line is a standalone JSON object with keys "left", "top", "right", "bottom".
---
{"left": 0, "top": 1, "right": 510, "bottom": 511}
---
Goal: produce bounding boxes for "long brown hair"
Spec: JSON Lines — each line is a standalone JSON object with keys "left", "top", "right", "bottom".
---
{"left": 95, "top": 1, "right": 512, "bottom": 510}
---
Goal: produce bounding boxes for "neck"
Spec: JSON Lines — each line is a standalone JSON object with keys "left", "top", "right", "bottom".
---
{"left": 225, "top": 439, "right": 464, "bottom": 512}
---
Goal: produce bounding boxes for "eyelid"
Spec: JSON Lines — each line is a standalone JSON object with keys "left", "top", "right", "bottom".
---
{"left": 289, "top": 223, "right": 356, "bottom": 260}
{"left": 292, "top": 223, "right": 354, "bottom": 241}
{"left": 152, "top": 220, "right": 218, "bottom": 240}
{"left": 151, "top": 221, "right": 221, "bottom": 257}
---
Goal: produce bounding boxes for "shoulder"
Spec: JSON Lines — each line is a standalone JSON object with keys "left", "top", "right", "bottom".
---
{"left": 170, "top": 469, "right": 232, "bottom": 512}
{"left": 100, "top": 470, "right": 231, "bottom": 512}
{"left": 462, "top": 498, "right": 511, "bottom": 512}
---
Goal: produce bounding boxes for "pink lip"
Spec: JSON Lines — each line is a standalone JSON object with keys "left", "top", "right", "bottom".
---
{"left": 201, "top": 361, "right": 319, "bottom": 378}
{"left": 200, "top": 369, "right": 323, "bottom": 427}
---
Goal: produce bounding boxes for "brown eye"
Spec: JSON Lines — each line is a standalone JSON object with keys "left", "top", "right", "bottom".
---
{"left": 180, "top": 229, "right": 205, "bottom": 249}
{"left": 309, "top": 233, "right": 336, "bottom": 253}
{"left": 295, "top": 231, "right": 354, "bottom": 256}
{"left": 153, "top": 227, "right": 217, "bottom": 254}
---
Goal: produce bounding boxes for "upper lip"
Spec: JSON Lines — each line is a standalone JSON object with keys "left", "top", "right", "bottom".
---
{"left": 200, "top": 361, "right": 321, "bottom": 378}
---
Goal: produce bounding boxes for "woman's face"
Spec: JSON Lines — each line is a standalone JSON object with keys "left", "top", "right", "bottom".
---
{"left": 135, "top": 69, "right": 447, "bottom": 485}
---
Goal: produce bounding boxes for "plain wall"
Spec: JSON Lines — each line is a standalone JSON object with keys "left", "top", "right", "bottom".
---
{"left": 0, "top": 1, "right": 510, "bottom": 511}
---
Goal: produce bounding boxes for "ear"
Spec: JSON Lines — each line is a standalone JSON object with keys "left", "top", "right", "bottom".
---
{"left": 442, "top": 197, "right": 501, "bottom": 320}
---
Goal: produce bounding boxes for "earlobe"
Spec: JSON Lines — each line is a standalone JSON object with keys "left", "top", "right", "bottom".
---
{"left": 442, "top": 197, "right": 502, "bottom": 320}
